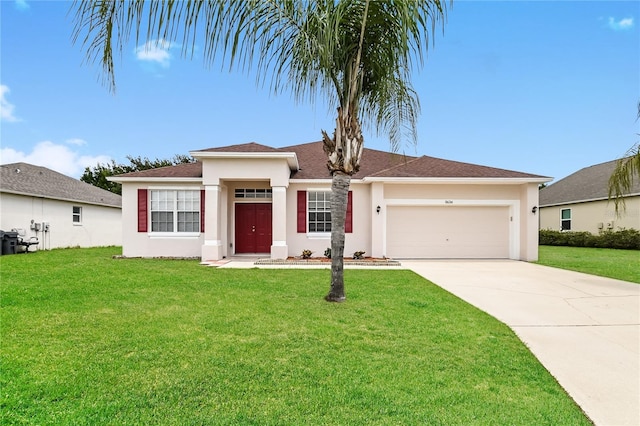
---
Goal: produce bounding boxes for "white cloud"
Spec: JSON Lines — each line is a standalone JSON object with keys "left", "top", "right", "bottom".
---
{"left": 0, "top": 85, "right": 20, "bottom": 122}
{"left": 135, "top": 39, "right": 174, "bottom": 68}
{"left": 14, "top": 0, "right": 30, "bottom": 11}
{"left": 0, "top": 141, "right": 112, "bottom": 178}
{"left": 607, "top": 16, "right": 634, "bottom": 31}
{"left": 66, "top": 138, "right": 87, "bottom": 146}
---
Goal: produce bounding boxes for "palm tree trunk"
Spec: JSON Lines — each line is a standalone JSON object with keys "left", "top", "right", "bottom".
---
{"left": 325, "top": 171, "right": 350, "bottom": 302}
{"left": 323, "top": 106, "right": 363, "bottom": 302}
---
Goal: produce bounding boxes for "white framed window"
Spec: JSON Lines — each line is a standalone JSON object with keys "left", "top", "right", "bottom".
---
{"left": 72, "top": 206, "right": 82, "bottom": 224}
{"left": 308, "top": 191, "right": 331, "bottom": 233}
{"left": 561, "top": 208, "right": 571, "bottom": 231}
{"left": 235, "top": 188, "right": 272, "bottom": 199}
{"left": 150, "top": 190, "right": 200, "bottom": 233}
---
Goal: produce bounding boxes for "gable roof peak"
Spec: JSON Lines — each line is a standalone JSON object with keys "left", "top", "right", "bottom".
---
{"left": 193, "top": 142, "right": 283, "bottom": 153}
{"left": 0, "top": 162, "right": 121, "bottom": 207}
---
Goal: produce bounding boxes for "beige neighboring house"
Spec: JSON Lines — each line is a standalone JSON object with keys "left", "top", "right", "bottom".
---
{"left": 0, "top": 162, "right": 122, "bottom": 250}
{"left": 109, "top": 141, "right": 549, "bottom": 261}
{"left": 539, "top": 158, "right": 640, "bottom": 234}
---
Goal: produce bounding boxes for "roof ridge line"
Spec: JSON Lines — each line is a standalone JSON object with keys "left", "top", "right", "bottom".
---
{"left": 368, "top": 154, "right": 424, "bottom": 177}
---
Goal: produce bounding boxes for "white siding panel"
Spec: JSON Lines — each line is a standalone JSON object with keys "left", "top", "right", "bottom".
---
{"left": 387, "top": 206, "right": 510, "bottom": 258}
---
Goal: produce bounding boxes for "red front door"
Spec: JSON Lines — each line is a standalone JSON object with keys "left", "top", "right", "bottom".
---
{"left": 234, "top": 203, "right": 272, "bottom": 253}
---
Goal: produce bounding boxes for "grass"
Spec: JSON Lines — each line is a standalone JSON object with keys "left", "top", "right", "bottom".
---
{"left": 537, "top": 245, "right": 640, "bottom": 283}
{"left": 1, "top": 247, "right": 590, "bottom": 425}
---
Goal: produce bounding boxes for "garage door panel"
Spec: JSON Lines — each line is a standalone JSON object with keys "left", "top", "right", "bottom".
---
{"left": 387, "top": 206, "right": 509, "bottom": 258}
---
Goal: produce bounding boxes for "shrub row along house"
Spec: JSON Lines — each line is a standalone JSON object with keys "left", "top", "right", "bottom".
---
{"left": 539, "top": 158, "right": 640, "bottom": 234}
{"left": 109, "top": 141, "right": 549, "bottom": 261}
{"left": 0, "top": 162, "right": 122, "bottom": 250}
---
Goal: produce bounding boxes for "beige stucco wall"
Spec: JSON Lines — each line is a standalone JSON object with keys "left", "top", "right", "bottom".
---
{"left": 384, "top": 183, "right": 522, "bottom": 200}
{"left": 120, "top": 184, "right": 203, "bottom": 258}
{"left": 117, "top": 156, "right": 542, "bottom": 262}
{"left": 202, "top": 158, "right": 291, "bottom": 187}
{"left": 379, "top": 181, "right": 540, "bottom": 261}
{"left": 0, "top": 192, "right": 121, "bottom": 250}
{"left": 224, "top": 180, "right": 272, "bottom": 256}
{"left": 540, "top": 197, "right": 640, "bottom": 234}
{"left": 286, "top": 182, "right": 372, "bottom": 258}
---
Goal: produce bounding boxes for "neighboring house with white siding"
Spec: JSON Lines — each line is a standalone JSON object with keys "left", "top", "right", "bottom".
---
{"left": 110, "top": 141, "right": 549, "bottom": 261}
{"left": 0, "top": 162, "right": 122, "bottom": 250}
{"left": 539, "top": 158, "right": 640, "bottom": 234}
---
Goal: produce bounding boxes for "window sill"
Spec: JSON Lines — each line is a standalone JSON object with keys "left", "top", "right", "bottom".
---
{"left": 148, "top": 232, "right": 201, "bottom": 238}
{"left": 306, "top": 232, "right": 331, "bottom": 239}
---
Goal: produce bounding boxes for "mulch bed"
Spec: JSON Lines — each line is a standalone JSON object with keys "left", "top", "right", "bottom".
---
{"left": 254, "top": 257, "right": 401, "bottom": 266}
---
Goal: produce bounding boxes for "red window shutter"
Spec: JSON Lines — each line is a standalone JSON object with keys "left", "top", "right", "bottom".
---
{"left": 137, "top": 189, "right": 148, "bottom": 232}
{"left": 200, "top": 189, "right": 205, "bottom": 233}
{"left": 297, "top": 191, "right": 306, "bottom": 233}
{"left": 345, "top": 191, "right": 353, "bottom": 233}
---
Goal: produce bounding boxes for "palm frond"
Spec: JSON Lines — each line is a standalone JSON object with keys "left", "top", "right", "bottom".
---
{"left": 72, "top": 0, "right": 449, "bottom": 150}
{"left": 608, "top": 143, "right": 640, "bottom": 215}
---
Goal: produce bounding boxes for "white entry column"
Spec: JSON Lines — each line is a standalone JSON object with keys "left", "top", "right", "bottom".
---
{"left": 270, "top": 186, "right": 288, "bottom": 259}
{"left": 202, "top": 184, "right": 223, "bottom": 261}
{"left": 370, "top": 182, "right": 385, "bottom": 258}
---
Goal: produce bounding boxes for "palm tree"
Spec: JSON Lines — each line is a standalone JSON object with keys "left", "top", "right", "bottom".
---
{"left": 608, "top": 102, "right": 640, "bottom": 215}
{"left": 73, "top": 0, "right": 448, "bottom": 302}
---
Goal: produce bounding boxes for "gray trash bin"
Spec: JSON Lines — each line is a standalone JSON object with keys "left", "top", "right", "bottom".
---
{"left": 2, "top": 231, "right": 18, "bottom": 255}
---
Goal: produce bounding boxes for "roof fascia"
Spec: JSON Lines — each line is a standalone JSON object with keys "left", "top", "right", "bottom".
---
{"left": 289, "top": 179, "right": 366, "bottom": 184}
{"left": 362, "top": 177, "right": 552, "bottom": 185}
{"left": 540, "top": 192, "right": 640, "bottom": 208}
{"left": 108, "top": 177, "right": 203, "bottom": 184}
{"left": 0, "top": 189, "right": 121, "bottom": 208}
{"left": 190, "top": 151, "right": 299, "bottom": 171}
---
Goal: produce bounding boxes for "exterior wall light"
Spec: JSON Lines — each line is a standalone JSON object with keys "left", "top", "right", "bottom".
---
{"left": 532, "top": 206, "right": 538, "bottom": 214}
{"left": 376, "top": 205, "right": 381, "bottom": 214}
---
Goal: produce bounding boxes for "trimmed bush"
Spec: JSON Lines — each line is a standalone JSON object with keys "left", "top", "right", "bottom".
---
{"left": 540, "top": 229, "right": 640, "bottom": 250}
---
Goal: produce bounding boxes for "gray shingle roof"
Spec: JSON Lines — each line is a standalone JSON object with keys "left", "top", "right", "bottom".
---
{"left": 112, "top": 141, "right": 549, "bottom": 181}
{"left": 112, "top": 161, "right": 203, "bottom": 179}
{"left": 368, "top": 154, "right": 546, "bottom": 179}
{"left": 539, "top": 158, "right": 640, "bottom": 206}
{"left": 1, "top": 162, "right": 122, "bottom": 207}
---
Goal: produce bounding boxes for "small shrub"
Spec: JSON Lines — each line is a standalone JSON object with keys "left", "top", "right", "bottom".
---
{"left": 301, "top": 249, "right": 312, "bottom": 259}
{"left": 353, "top": 251, "right": 365, "bottom": 260}
{"left": 324, "top": 248, "right": 331, "bottom": 259}
{"left": 539, "top": 229, "right": 640, "bottom": 250}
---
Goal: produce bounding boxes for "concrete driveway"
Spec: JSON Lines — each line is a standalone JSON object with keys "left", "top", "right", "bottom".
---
{"left": 403, "top": 260, "right": 640, "bottom": 426}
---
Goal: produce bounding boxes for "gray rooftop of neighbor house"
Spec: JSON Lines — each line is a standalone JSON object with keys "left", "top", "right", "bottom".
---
{"left": 539, "top": 158, "right": 640, "bottom": 207}
{"left": 0, "top": 162, "right": 122, "bottom": 208}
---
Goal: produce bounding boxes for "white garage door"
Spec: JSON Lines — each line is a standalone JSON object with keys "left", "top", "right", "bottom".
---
{"left": 386, "top": 206, "right": 510, "bottom": 258}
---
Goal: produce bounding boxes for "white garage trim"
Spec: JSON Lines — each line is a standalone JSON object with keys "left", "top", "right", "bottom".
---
{"left": 383, "top": 199, "right": 520, "bottom": 259}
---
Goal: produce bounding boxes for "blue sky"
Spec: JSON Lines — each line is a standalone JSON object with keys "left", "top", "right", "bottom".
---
{"left": 1, "top": 1, "right": 638, "bottom": 183}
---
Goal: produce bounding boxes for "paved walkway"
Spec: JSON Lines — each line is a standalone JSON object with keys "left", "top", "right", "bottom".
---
{"left": 404, "top": 260, "right": 640, "bottom": 426}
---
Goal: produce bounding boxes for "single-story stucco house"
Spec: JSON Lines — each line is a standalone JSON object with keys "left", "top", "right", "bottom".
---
{"left": 109, "top": 141, "right": 550, "bottom": 261}
{"left": 539, "top": 158, "right": 640, "bottom": 234}
{"left": 0, "top": 162, "right": 122, "bottom": 250}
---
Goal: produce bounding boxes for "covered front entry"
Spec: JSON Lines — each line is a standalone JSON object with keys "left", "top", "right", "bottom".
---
{"left": 234, "top": 203, "right": 272, "bottom": 253}
{"left": 386, "top": 205, "right": 510, "bottom": 258}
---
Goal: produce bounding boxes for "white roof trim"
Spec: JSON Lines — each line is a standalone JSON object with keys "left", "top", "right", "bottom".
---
{"left": 190, "top": 151, "right": 299, "bottom": 171}
{"left": 0, "top": 189, "right": 121, "bottom": 208}
{"left": 289, "top": 179, "right": 366, "bottom": 184}
{"left": 108, "top": 177, "right": 203, "bottom": 184}
{"left": 362, "top": 177, "right": 551, "bottom": 184}
{"left": 540, "top": 192, "right": 640, "bottom": 208}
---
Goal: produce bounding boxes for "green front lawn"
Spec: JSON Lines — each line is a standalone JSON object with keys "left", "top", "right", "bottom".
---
{"left": 1, "top": 247, "right": 589, "bottom": 425}
{"left": 537, "top": 245, "right": 640, "bottom": 283}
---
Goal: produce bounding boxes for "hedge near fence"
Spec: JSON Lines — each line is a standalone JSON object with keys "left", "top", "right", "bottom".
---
{"left": 539, "top": 229, "right": 640, "bottom": 250}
